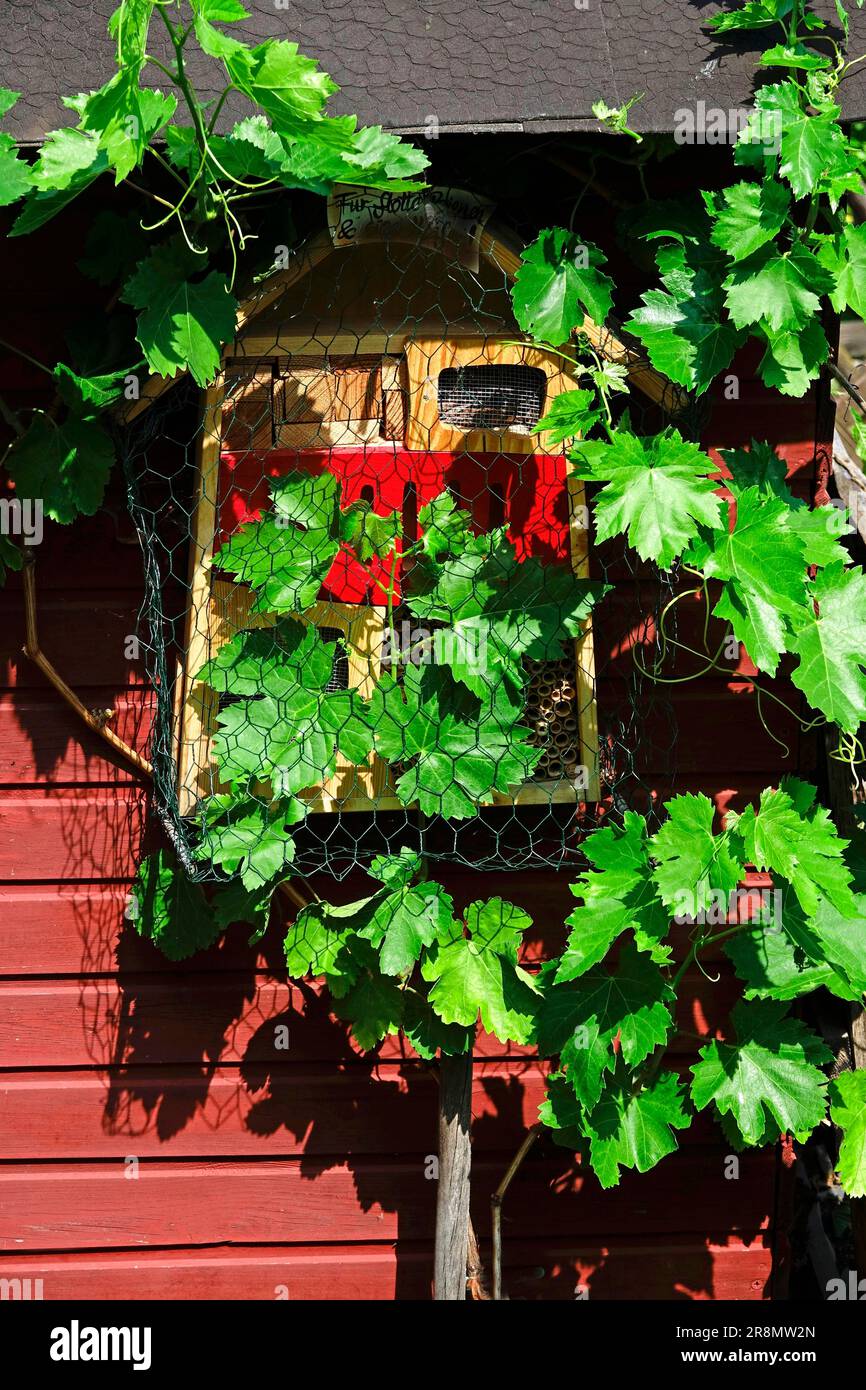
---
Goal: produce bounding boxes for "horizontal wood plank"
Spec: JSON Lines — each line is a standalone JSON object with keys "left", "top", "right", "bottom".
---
{"left": 0, "top": 788, "right": 150, "bottom": 881}
{"left": 0, "top": 1150, "right": 773, "bottom": 1252}
{"left": 0, "top": 694, "right": 154, "bottom": 786}
{"left": 0, "top": 968, "right": 740, "bottom": 1068}
{"left": 0, "top": 1063, "right": 734, "bottom": 1161}
{"left": 0, "top": 1236, "right": 774, "bottom": 1300}
{"left": 0, "top": 594, "right": 150, "bottom": 691}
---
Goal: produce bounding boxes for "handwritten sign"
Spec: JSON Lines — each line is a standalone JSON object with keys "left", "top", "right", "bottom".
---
{"left": 327, "top": 186, "right": 495, "bottom": 269}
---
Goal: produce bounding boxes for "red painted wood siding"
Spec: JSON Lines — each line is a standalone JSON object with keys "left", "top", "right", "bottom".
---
{"left": 0, "top": 186, "right": 826, "bottom": 1301}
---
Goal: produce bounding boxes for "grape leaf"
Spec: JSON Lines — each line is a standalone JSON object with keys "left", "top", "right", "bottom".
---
{"left": 805, "top": 893, "right": 866, "bottom": 994}
{"left": 555, "top": 813, "right": 672, "bottom": 979}
{"left": 721, "top": 440, "right": 790, "bottom": 497}
{"left": 331, "top": 967, "right": 406, "bottom": 1052}
{"left": 278, "top": 119, "right": 428, "bottom": 192}
{"left": 214, "top": 472, "right": 399, "bottom": 614}
{"left": 194, "top": 793, "right": 305, "bottom": 889}
{"left": 212, "top": 875, "right": 273, "bottom": 941}
{"left": 0, "top": 90, "right": 32, "bottom": 206}
{"left": 572, "top": 429, "right": 723, "bottom": 568}
{"left": 284, "top": 900, "right": 363, "bottom": 979}
{"left": 356, "top": 875, "right": 456, "bottom": 977}
{"left": 756, "top": 318, "right": 829, "bottom": 395}
{"left": 217, "top": 114, "right": 427, "bottom": 194}
{"left": 222, "top": 39, "right": 338, "bottom": 130}
{"left": 211, "top": 515, "right": 339, "bottom": 615}
{"left": 121, "top": 242, "right": 238, "bottom": 386}
{"left": 652, "top": 792, "right": 745, "bottom": 918}
{"left": 690, "top": 998, "right": 831, "bottom": 1144}
{"left": 685, "top": 486, "right": 809, "bottom": 673}
{"left": 81, "top": 78, "right": 176, "bottom": 183}
{"left": 0, "top": 131, "right": 32, "bottom": 206}
{"left": 536, "top": 983, "right": 614, "bottom": 1110}
{"left": 708, "top": 180, "right": 790, "bottom": 262}
{"left": 9, "top": 149, "right": 109, "bottom": 236}
{"left": 830, "top": 1071, "right": 866, "bottom": 1198}
{"left": 195, "top": 616, "right": 333, "bottom": 699}
{"left": 368, "top": 663, "right": 541, "bottom": 818}
{"left": 760, "top": 42, "right": 831, "bottom": 71}
{"left": 415, "top": 492, "right": 473, "bottom": 564}
{"left": 407, "top": 528, "right": 608, "bottom": 698}
{"left": 537, "top": 1072, "right": 585, "bottom": 1147}
{"left": 735, "top": 82, "right": 852, "bottom": 199}
{"left": 131, "top": 849, "right": 221, "bottom": 961}
{"left": 198, "top": 617, "right": 372, "bottom": 796}
{"left": 5, "top": 411, "right": 114, "bottom": 523}
{"left": 541, "top": 942, "right": 674, "bottom": 1111}
{"left": 582, "top": 1072, "right": 691, "bottom": 1189}
{"left": 532, "top": 389, "right": 603, "bottom": 446}
{"left": 624, "top": 242, "right": 743, "bottom": 394}
{"left": 708, "top": 0, "right": 796, "bottom": 32}
{"left": 401, "top": 988, "right": 473, "bottom": 1059}
{"left": 774, "top": 883, "right": 866, "bottom": 998}
{"left": 731, "top": 783, "right": 857, "bottom": 918}
{"left": 559, "top": 943, "right": 674, "bottom": 1068}
{"left": 788, "top": 561, "right": 866, "bottom": 734}
{"left": 284, "top": 848, "right": 455, "bottom": 978}
{"left": 192, "top": 0, "right": 250, "bottom": 58}
{"left": 421, "top": 898, "right": 540, "bottom": 1043}
{"left": 512, "top": 228, "right": 614, "bottom": 342}
{"left": 723, "top": 242, "right": 834, "bottom": 333}
{"left": 212, "top": 682, "right": 372, "bottom": 798}
{"left": 722, "top": 443, "right": 845, "bottom": 565}
{"left": 53, "top": 363, "right": 129, "bottom": 413}
{"left": 725, "top": 909, "right": 859, "bottom": 1001}
{"left": 338, "top": 499, "right": 400, "bottom": 564}
{"left": 31, "top": 129, "right": 103, "bottom": 191}
{"left": 817, "top": 223, "right": 866, "bottom": 317}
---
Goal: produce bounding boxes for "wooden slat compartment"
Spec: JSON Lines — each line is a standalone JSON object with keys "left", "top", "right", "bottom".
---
{"left": 271, "top": 354, "right": 407, "bottom": 448}
{"left": 221, "top": 362, "right": 274, "bottom": 453}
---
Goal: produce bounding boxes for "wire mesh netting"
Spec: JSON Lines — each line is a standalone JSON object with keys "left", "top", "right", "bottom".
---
{"left": 119, "top": 215, "right": 710, "bottom": 884}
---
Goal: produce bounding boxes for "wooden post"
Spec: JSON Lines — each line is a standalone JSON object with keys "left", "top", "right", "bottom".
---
{"left": 851, "top": 1009, "right": 866, "bottom": 1280}
{"left": 434, "top": 1051, "right": 473, "bottom": 1300}
{"left": 822, "top": 727, "right": 866, "bottom": 1277}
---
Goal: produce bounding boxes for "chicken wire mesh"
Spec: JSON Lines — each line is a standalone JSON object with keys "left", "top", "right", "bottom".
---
{"left": 118, "top": 217, "right": 709, "bottom": 884}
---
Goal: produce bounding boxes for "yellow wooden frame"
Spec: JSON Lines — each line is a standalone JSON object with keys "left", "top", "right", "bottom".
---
{"left": 166, "top": 218, "right": 682, "bottom": 816}
{"left": 405, "top": 337, "right": 575, "bottom": 454}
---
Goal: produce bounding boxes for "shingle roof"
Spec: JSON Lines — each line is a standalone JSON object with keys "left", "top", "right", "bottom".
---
{"left": 3, "top": 0, "right": 866, "bottom": 144}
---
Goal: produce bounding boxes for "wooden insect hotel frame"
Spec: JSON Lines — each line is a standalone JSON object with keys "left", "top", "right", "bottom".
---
{"left": 125, "top": 205, "right": 678, "bottom": 818}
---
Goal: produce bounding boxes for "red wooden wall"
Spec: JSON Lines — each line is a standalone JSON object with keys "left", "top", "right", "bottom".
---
{"left": 0, "top": 183, "right": 829, "bottom": 1301}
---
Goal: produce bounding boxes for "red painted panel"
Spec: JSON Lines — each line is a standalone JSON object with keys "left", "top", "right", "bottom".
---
{"left": 0, "top": 968, "right": 737, "bottom": 1068}
{"left": 0, "top": 1237, "right": 773, "bottom": 1300}
{"left": 0, "top": 1062, "right": 731, "bottom": 1162}
{"left": 0, "top": 593, "right": 150, "bottom": 690}
{"left": 0, "top": 1151, "right": 772, "bottom": 1252}
{"left": 0, "top": 874, "right": 758, "bottom": 976}
{"left": 0, "top": 693, "right": 154, "bottom": 786}
{"left": 217, "top": 447, "right": 573, "bottom": 602}
{"left": 0, "top": 788, "right": 150, "bottom": 882}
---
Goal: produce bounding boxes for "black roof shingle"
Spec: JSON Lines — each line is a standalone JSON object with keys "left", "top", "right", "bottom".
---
{"left": 3, "top": 0, "right": 866, "bottom": 143}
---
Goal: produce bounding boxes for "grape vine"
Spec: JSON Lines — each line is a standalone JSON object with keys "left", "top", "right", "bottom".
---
{"left": 1, "top": 0, "right": 865, "bottom": 1209}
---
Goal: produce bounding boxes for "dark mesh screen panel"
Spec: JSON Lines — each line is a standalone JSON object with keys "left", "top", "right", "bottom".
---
{"left": 437, "top": 364, "right": 547, "bottom": 433}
